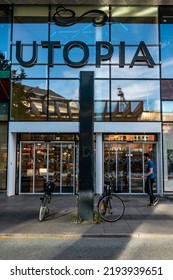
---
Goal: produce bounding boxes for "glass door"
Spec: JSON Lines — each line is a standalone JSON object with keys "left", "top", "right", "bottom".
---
{"left": 130, "top": 144, "right": 143, "bottom": 193}
{"left": 143, "top": 143, "right": 157, "bottom": 193}
{"left": 48, "top": 143, "right": 60, "bottom": 192}
{"left": 34, "top": 142, "right": 47, "bottom": 193}
{"left": 20, "top": 143, "right": 34, "bottom": 193}
{"left": 20, "top": 141, "right": 75, "bottom": 194}
{"left": 117, "top": 144, "right": 129, "bottom": 193}
{"left": 61, "top": 143, "right": 75, "bottom": 193}
{"left": 104, "top": 141, "right": 157, "bottom": 194}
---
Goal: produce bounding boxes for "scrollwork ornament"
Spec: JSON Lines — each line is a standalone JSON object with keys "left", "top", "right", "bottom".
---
{"left": 53, "top": 5, "right": 108, "bottom": 27}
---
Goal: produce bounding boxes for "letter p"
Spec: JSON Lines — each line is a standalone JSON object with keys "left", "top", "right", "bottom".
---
{"left": 96, "top": 41, "right": 113, "bottom": 68}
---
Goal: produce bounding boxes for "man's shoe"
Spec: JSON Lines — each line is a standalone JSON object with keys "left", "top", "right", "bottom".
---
{"left": 153, "top": 198, "right": 159, "bottom": 206}
{"left": 149, "top": 203, "right": 154, "bottom": 206}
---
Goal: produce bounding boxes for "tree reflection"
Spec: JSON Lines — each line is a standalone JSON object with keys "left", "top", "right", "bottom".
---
{"left": 11, "top": 68, "right": 32, "bottom": 120}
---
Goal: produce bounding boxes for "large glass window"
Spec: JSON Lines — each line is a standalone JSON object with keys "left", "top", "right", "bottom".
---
{"left": 0, "top": 5, "right": 11, "bottom": 79}
{"left": 0, "top": 79, "right": 10, "bottom": 120}
{"left": 49, "top": 79, "right": 79, "bottom": 121}
{"left": 160, "top": 7, "right": 173, "bottom": 78}
{"left": 162, "top": 101, "right": 173, "bottom": 121}
{"left": 12, "top": 6, "right": 49, "bottom": 42}
{"left": 10, "top": 5, "right": 160, "bottom": 122}
{"left": 0, "top": 123, "right": 7, "bottom": 192}
{"left": 11, "top": 79, "right": 48, "bottom": 121}
{"left": 110, "top": 80, "right": 160, "bottom": 121}
{"left": 111, "top": 7, "right": 158, "bottom": 44}
{"left": 163, "top": 123, "right": 173, "bottom": 191}
{"left": 161, "top": 79, "right": 173, "bottom": 100}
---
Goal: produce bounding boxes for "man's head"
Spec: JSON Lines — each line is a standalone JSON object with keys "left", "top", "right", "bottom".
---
{"left": 143, "top": 153, "right": 150, "bottom": 159}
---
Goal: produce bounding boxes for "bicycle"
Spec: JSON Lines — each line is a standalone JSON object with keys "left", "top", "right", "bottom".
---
{"left": 39, "top": 176, "right": 56, "bottom": 222}
{"left": 97, "top": 177, "right": 125, "bottom": 222}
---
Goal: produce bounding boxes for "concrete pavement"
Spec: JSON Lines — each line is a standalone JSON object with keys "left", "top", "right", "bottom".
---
{"left": 0, "top": 194, "right": 173, "bottom": 238}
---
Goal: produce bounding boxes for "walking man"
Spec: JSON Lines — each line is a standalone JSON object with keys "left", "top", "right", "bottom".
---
{"left": 143, "top": 153, "right": 159, "bottom": 206}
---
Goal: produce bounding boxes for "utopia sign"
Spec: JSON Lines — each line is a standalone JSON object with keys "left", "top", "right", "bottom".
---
{"left": 15, "top": 6, "right": 156, "bottom": 69}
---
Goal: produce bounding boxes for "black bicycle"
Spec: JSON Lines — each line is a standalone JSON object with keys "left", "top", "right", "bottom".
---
{"left": 39, "top": 176, "right": 56, "bottom": 222}
{"left": 97, "top": 177, "right": 125, "bottom": 222}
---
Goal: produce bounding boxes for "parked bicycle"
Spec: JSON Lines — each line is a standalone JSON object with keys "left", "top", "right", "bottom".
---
{"left": 97, "top": 176, "right": 125, "bottom": 222}
{"left": 39, "top": 176, "right": 56, "bottom": 222}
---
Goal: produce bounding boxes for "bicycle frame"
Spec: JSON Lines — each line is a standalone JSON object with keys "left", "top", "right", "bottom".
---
{"left": 39, "top": 176, "right": 56, "bottom": 221}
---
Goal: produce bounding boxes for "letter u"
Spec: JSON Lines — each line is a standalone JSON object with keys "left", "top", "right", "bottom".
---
{"left": 16, "top": 41, "right": 37, "bottom": 67}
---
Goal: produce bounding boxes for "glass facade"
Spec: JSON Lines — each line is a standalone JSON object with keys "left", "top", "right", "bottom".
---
{"left": 1, "top": 4, "right": 173, "bottom": 194}
{"left": 10, "top": 5, "right": 161, "bottom": 122}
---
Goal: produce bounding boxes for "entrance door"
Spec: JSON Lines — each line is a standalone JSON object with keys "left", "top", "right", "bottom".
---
{"left": 130, "top": 143, "right": 143, "bottom": 193}
{"left": 20, "top": 143, "right": 34, "bottom": 193}
{"left": 35, "top": 142, "right": 47, "bottom": 192}
{"left": 49, "top": 143, "right": 75, "bottom": 193}
{"left": 116, "top": 144, "right": 129, "bottom": 192}
{"left": 19, "top": 141, "right": 75, "bottom": 194}
{"left": 104, "top": 142, "right": 157, "bottom": 194}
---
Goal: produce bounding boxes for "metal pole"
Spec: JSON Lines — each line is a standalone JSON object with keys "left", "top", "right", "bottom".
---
{"left": 78, "top": 71, "right": 94, "bottom": 221}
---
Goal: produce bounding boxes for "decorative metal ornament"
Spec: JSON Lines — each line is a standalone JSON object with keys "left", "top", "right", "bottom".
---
{"left": 53, "top": 5, "right": 108, "bottom": 27}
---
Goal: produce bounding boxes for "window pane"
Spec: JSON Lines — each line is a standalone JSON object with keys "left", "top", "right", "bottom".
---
{"left": 13, "top": 6, "right": 49, "bottom": 43}
{"left": 111, "top": 7, "right": 158, "bottom": 44}
{"left": 49, "top": 79, "right": 79, "bottom": 100}
{"left": 0, "top": 101, "right": 8, "bottom": 121}
{"left": 0, "top": 6, "right": 11, "bottom": 59}
{"left": 10, "top": 79, "right": 48, "bottom": 121}
{"left": 162, "top": 101, "right": 173, "bottom": 121}
{"left": 49, "top": 80, "right": 79, "bottom": 121}
{"left": 163, "top": 123, "right": 173, "bottom": 191}
{"left": 161, "top": 80, "right": 173, "bottom": 100}
{"left": 160, "top": 7, "right": 173, "bottom": 78}
{"left": 111, "top": 80, "right": 160, "bottom": 121}
{"left": 95, "top": 80, "right": 109, "bottom": 100}
{"left": 160, "top": 24, "right": 173, "bottom": 78}
{"left": 0, "top": 79, "right": 10, "bottom": 100}
{"left": 0, "top": 6, "right": 11, "bottom": 78}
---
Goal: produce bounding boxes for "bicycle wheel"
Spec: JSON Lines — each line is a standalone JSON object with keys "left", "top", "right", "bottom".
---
{"left": 98, "top": 194, "right": 125, "bottom": 222}
{"left": 39, "top": 195, "right": 49, "bottom": 221}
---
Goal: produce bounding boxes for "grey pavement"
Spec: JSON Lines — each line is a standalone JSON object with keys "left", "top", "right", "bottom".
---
{"left": 0, "top": 193, "right": 173, "bottom": 238}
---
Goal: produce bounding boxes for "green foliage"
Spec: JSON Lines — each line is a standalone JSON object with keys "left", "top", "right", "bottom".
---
{"left": 0, "top": 52, "right": 10, "bottom": 71}
{"left": 93, "top": 211, "right": 102, "bottom": 223}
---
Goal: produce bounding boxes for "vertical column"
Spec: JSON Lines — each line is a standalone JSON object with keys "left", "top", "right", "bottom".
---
{"left": 96, "top": 133, "right": 103, "bottom": 194}
{"left": 7, "top": 131, "right": 17, "bottom": 196}
{"left": 78, "top": 71, "right": 94, "bottom": 221}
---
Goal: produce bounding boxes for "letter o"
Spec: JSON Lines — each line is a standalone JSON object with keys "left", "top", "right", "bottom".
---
{"left": 63, "top": 41, "right": 89, "bottom": 68}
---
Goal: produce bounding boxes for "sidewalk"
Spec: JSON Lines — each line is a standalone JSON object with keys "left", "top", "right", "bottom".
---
{"left": 0, "top": 194, "right": 173, "bottom": 238}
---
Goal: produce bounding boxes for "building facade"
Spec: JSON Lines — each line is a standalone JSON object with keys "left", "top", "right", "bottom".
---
{"left": 0, "top": 1, "right": 173, "bottom": 196}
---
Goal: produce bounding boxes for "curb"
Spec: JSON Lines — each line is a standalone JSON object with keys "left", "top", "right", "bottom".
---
{"left": 1, "top": 233, "right": 173, "bottom": 239}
